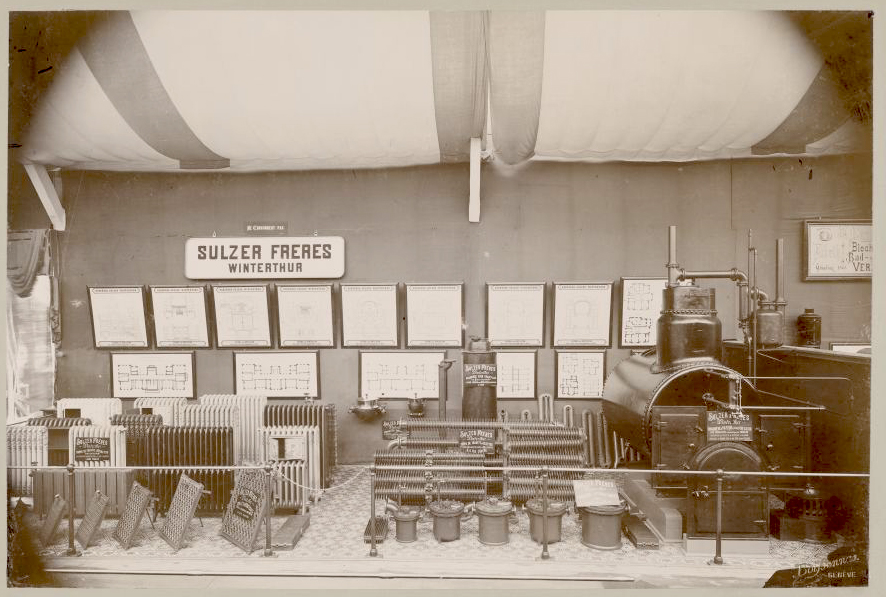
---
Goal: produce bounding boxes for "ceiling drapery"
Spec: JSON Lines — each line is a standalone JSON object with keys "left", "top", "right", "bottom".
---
{"left": 20, "top": 10, "right": 863, "bottom": 173}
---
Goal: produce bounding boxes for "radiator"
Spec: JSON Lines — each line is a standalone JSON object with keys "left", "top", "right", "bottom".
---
{"left": 271, "top": 460, "right": 310, "bottom": 512}
{"left": 67, "top": 425, "right": 128, "bottom": 468}
{"left": 110, "top": 414, "right": 164, "bottom": 466}
{"left": 178, "top": 404, "right": 241, "bottom": 464}
{"left": 133, "top": 397, "right": 188, "bottom": 426}
{"left": 263, "top": 403, "right": 337, "bottom": 487}
{"left": 33, "top": 469, "right": 134, "bottom": 517}
{"left": 259, "top": 425, "right": 320, "bottom": 501}
{"left": 28, "top": 417, "right": 92, "bottom": 427}
{"left": 199, "top": 394, "right": 266, "bottom": 465}
{"left": 55, "top": 398, "right": 123, "bottom": 425}
{"left": 6, "top": 426, "right": 48, "bottom": 495}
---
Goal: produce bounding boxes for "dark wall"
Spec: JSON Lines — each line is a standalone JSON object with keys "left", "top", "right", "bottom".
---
{"left": 24, "top": 154, "right": 870, "bottom": 463}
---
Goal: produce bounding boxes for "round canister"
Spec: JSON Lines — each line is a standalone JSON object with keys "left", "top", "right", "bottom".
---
{"left": 429, "top": 500, "right": 465, "bottom": 542}
{"left": 525, "top": 498, "right": 568, "bottom": 544}
{"left": 392, "top": 506, "right": 421, "bottom": 543}
{"left": 578, "top": 501, "right": 627, "bottom": 550}
{"left": 475, "top": 497, "right": 513, "bottom": 545}
{"left": 797, "top": 308, "right": 822, "bottom": 348}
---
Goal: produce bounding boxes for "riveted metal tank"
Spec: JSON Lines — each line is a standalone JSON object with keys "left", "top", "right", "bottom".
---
{"left": 655, "top": 285, "right": 721, "bottom": 372}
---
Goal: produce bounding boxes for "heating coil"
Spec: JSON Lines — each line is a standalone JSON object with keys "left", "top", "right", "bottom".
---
{"left": 373, "top": 450, "right": 487, "bottom": 505}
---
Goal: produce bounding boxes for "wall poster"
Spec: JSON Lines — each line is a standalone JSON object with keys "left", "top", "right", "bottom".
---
{"left": 555, "top": 350, "right": 606, "bottom": 399}
{"left": 276, "top": 285, "right": 334, "bottom": 347}
{"left": 111, "top": 352, "right": 196, "bottom": 399}
{"left": 149, "top": 286, "right": 210, "bottom": 348}
{"left": 804, "top": 219, "right": 872, "bottom": 280}
{"left": 211, "top": 285, "right": 272, "bottom": 347}
{"left": 619, "top": 277, "right": 667, "bottom": 348}
{"left": 495, "top": 351, "right": 537, "bottom": 399}
{"left": 88, "top": 286, "right": 149, "bottom": 348}
{"left": 552, "top": 282, "right": 613, "bottom": 347}
{"left": 405, "top": 283, "right": 464, "bottom": 347}
{"left": 234, "top": 351, "right": 320, "bottom": 398}
{"left": 359, "top": 350, "right": 445, "bottom": 399}
{"left": 486, "top": 283, "right": 545, "bottom": 347}
{"left": 341, "top": 284, "right": 398, "bottom": 347}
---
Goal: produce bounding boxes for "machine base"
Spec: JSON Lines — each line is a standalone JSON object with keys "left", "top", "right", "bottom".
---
{"left": 621, "top": 475, "right": 685, "bottom": 543}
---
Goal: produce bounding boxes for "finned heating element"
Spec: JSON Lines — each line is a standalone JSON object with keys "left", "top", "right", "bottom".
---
{"left": 179, "top": 404, "right": 242, "bottom": 464}
{"left": 199, "top": 394, "right": 267, "bottom": 464}
{"left": 6, "top": 426, "right": 48, "bottom": 495}
{"left": 263, "top": 403, "right": 337, "bottom": 487}
{"left": 271, "top": 460, "right": 310, "bottom": 512}
{"left": 28, "top": 416, "right": 92, "bottom": 427}
{"left": 133, "top": 397, "right": 188, "bottom": 426}
{"left": 259, "top": 425, "right": 321, "bottom": 503}
{"left": 55, "top": 398, "right": 123, "bottom": 425}
{"left": 373, "top": 450, "right": 488, "bottom": 505}
{"left": 110, "top": 414, "right": 164, "bottom": 466}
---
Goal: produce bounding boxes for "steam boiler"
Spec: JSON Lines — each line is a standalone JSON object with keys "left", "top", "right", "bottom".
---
{"left": 603, "top": 226, "right": 811, "bottom": 541}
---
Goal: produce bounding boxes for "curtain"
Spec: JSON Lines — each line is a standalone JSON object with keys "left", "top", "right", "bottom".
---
{"left": 6, "top": 276, "right": 56, "bottom": 418}
{"left": 6, "top": 229, "right": 48, "bottom": 297}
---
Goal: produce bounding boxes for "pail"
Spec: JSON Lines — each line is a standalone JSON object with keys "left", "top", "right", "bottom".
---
{"left": 578, "top": 501, "right": 627, "bottom": 550}
{"left": 525, "top": 498, "right": 568, "bottom": 544}
{"left": 392, "top": 506, "right": 421, "bottom": 543}
{"left": 475, "top": 498, "right": 513, "bottom": 545}
{"left": 429, "top": 500, "right": 464, "bottom": 542}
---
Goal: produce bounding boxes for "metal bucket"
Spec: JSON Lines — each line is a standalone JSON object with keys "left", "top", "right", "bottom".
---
{"left": 578, "top": 501, "right": 627, "bottom": 550}
{"left": 475, "top": 498, "right": 513, "bottom": 545}
{"left": 392, "top": 506, "right": 421, "bottom": 543}
{"left": 429, "top": 500, "right": 464, "bottom": 542}
{"left": 525, "top": 498, "right": 568, "bottom": 544}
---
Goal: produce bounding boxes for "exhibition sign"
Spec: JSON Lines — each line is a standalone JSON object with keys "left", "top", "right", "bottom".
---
{"left": 185, "top": 236, "right": 345, "bottom": 279}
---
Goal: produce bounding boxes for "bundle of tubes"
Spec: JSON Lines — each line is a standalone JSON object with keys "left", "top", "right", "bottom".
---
{"left": 505, "top": 425, "right": 585, "bottom": 504}
{"left": 372, "top": 450, "right": 488, "bottom": 505}
{"left": 583, "top": 410, "right": 643, "bottom": 469}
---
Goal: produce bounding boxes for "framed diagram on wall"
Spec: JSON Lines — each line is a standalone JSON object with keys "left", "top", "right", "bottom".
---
{"left": 619, "top": 277, "right": 667, "bottom": 348}
{"left": 552, "top": 282, "right": 613, "bottom": 347}
{"left": 555, "top": 351, "right": 605, "bottom": 399}
{"left": 495, "top": 351, "right": 537, "bottom": 399}
{"left": 88, "top": 286, "right": 150, "bottom": 348}
{"left": 341, "top": 284, "right": 398, "bottom": 347}
{"left": 405, "top": 283, "right": 464, "bottom": 348}
{"left": 149, "top": 286, "right": 210, "bottom": 348}
{"left": 211, "top": 285, "right": 272, "bottom": 348}
{"left": 234, "top": 351, "right": 320, "bottom": 398}
{"left": 486, "top": 283, "right": 545, "bottom": 347}
{"left": 276, "top": 285, "right": 335, "bottom": 347}
{"left": 804, "top": 219, "right": 872, "bottom": 280}
{"left": 358, "top": 350, "right": 445, "bottom": 399}
{"left": 111, "top": 352, "right": 196, "bottom": 398}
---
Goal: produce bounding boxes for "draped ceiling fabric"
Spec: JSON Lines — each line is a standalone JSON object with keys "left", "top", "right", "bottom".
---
{"left": 20, "top": 10, "right": 862, "bottom": 173}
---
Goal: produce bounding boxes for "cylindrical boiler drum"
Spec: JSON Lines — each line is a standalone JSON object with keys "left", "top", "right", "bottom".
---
{"left": 462, "top": 341, "right": 497, "bottom": 420}
{"left": 656, "top": 286, "right": 722, "bottom": 371}
{"left": 602, "top": 352, "right": 760, "bottom": 456}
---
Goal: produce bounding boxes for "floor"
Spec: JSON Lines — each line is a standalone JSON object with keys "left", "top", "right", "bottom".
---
{"left": 32, "top": 466, "right": 838, "bottom": 589}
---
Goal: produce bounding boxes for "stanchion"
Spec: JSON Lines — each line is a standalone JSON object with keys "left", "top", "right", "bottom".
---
{"left": 713, "top": 469, "right": 724, "bottom": 565}
{"left": 65, "top": 464, "right": 78, "bottom": 556}
{"left": 369, "top": 465, "right": 379, "bottom": 557}
{"left": 541, "top": 466, "right": 550, "bottom": 560}
{"left": 263, "top": 464, "right": 274, "bottom": 557}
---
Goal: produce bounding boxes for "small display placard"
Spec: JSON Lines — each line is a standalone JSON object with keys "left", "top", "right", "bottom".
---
{"left": 706, "top": 410, "right": 753, "bottom": 442}
{"left": 458, "top": 429, "right": 495, "bottom": 454}
{"left": 573, "top": 480, "right": 621, "bottom": 507}
{"left": 464, "top": 363, "right": 497, "bottom": 386}
{"left": 75, "top": 490, "right": 110, "bottom": 549}
{"left": 382, "top": 420, "right": 409, "bottom": 440}
{"left": 220, "top": 469, "right": 268, "bottom": 553}
{"left": 74, "top": 437, "right": 111, "bottom": 462}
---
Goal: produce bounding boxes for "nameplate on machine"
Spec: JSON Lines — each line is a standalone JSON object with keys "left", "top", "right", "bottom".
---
{"left": 458, "top": 429, "right": 494, "bottom": 454}
{"left": 706, "top": 410, "right": 753, "bottom": 442}
{"left": 74, "top": 437, "right": 111, "bottom": 462}
{"left": 184, "top": 236, "right": 345, "bottom": 279}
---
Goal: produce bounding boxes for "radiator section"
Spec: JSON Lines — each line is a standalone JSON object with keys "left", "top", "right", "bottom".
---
{"left": 271, "top": 461, "right": 310, "bottom": 512}
{"left": 67, "top": 425, "right": 128, "bottom": 468}
{"left": 200, "top": 394, "right": 266, "bottom": 464}
{"left": 262, "top": 403, "right": 336, "bottom": 487}
{"left": 28, "top": 417, "right": 92, "bottom": 427}
{"left": 260, "top": 426, "right": 320, "bottom": 502}
{"left": 180, "top": 404, "right": 242, "bottom": 463}
{"left": 33, "top": 469, "right": 134, "bottom": 517}
{"left": 133, "top": 397, "right": 188, "bottom": 427}
{"left": 55, "top": 398, "right": 123, "bottom": 425}
{"left": 6, "top": 426, "right": 48, "bottom": 495}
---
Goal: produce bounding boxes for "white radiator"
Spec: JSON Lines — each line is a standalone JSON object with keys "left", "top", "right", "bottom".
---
{"left": 6, "top": 426, "right": 48, "bottom": 495}
{"left": 133, "top": 397, "right": 188, "bottom": 426}
{"left": 271, "top": 461, "right": 310, "bottom": 512}
{"left": 260, "top": 425, "right": 320, "bottom": 501}
{"left": 178, "top": 404, "right": 242, "bottom": 463}
{"left": 67, "top": 425, "right": 127, "bottom": 468}
{"left": 200, "top": 394, "right": 266, "bottom": 465}
{"left": 55, "top": 398, "right": 123, "bottom": 425}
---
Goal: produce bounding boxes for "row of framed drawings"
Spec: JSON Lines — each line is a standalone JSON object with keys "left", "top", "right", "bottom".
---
{"left": 108, "top": 349, "right": 607, "bottom": 400}
{"left": 87, "top": 279, "right": 667, "bottom": 350}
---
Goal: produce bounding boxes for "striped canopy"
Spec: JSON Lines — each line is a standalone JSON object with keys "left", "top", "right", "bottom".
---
{"left": 20, "top": 10, "right": 867, "bottom": 172}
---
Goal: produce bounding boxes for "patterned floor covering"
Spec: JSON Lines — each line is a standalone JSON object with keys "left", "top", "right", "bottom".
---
{"left": 38, "top": 466, "right": 836, "bottom": 584}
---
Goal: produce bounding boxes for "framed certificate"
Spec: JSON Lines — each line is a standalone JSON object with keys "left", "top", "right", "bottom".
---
{"left": 555, "top": 351, "right": 606, "bottom": 399}
{"left": 495, "top": 351, "right": 537, "bottom": 399}
{"left": 276, "top": 285, "right": 335, "bottom": 347}
{"left": 552, "top": 282, "right": 613, "bottom": 347}
{"left": 111, "top": 352, "right": 196, "bottom": 398}
{"left": 486, "top": 283, "right": 545, "bottom": 347}
{"left": 149, "top": 286, "right": 210, "bottom": 348}
{"left": 211, "top": 285, "right": 272, "bottom": 348}
{"left": 804, "top": 219, "right": 872, "bottom": 280}
{"left": 234, "top": 351, "right": 320, "bottom": 398}
{"left": 358, "top": 350, "right": 446, "bottom": 400}
{"left": 405, "top": 283, "right": 464, "bottom": 347}
{"left": 88, "top": 286, "right": 149, "bottom": 348}
{"left": 619, "top": 277, "right": 667, "bottom": 348}
{"left": 341, "top": 284, "right": 398, "bottom": 347}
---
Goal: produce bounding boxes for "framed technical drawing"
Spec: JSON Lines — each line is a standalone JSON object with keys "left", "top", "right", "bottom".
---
{"left": 619, "top": 277, "right": 667, "bottom": 348}
{"left": 405, "top": 283, "right": 464, "bottom": 348}
{"left": 149, "top": 286, "right": 210, "bottom": 348}
{"left": 359, "top": 350, "right": 446, "bottom": 400}
{"left": 276, "top": 285, "right": 335, "bottom": 347}
{"left": 555, "top": 351, "right": 606, "bottom": 399}
{"left": 234, "top": 351, "right": 320, "bottom": 398}
{"left": 804, "top": 219, "right": 872, "bottom": 280}
{"left": 828, "top": 342, "right": 871, "bottom": 355}
{"left": 111, "top": 352, "right": 196, "bottom": 399}
{"left": 340, "top": 284, "right": 398, "bottom": 347}
{"left": 486, "top": 283, "right": 545, "bottom": 347}
{"left": 88, "top": 286, "right": 150, "bottom": 348}
{"left": 552, "top": 282, "right": 613, "bottom": 347}
{"left": 211, "top": 285, "right": 272, "bottom": 348}
{"left": 495, "top": 351, "right": 537, "bottom": 399}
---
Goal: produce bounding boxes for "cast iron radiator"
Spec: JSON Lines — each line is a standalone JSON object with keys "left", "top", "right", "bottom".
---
{"left": 133, "top": 397, "right": 189, "bottom": 426}
{"left": 199, "top": 394, "right": 267, "bottom": 465}
{"left": 110, "top": 414, "right": 164, "bottom": 468}
{"left": 33, "top": 468, "right": 134, "bottom": 518}
{"left": 55, "top": 398, "right": 123, "bottom": 425}
{"left": 6, "top": 426, "right": 48, "bottom": 495}
{"left": 262, "top": 403, "right": 337, "bottom": 487}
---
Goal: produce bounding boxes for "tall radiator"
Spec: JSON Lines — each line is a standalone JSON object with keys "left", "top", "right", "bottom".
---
{"left": 259, "top": 425, "right": 321, "bottom": 501}
{"left": 67, "top": 425, "right": 128, "bottom": 468}
{"left": 179, "top": 404, "right": 241, "bottom": 464}
{"left": 263, "top": 403, "right": 337, "bottom": 487}
{"left": 133, "top": 397, "right": 188, "bottom": 426}
{"left": 199, "top": 394, "right": 266, "bottom": 464}
{"left": 6, "top": 426, "right": 48, "bottom": 495}
{"left": 55, "top": 398, "right": 123, "bottom": 425}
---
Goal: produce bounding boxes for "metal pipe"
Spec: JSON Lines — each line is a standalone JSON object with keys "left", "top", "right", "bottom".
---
{"left": 678, "top": 269, "right": 749, "bottom": 283}
{"left": 438, "top": 359, "right": 455, "bottom": 438}
{"left": 776, "top": 238, "right": 786, "bottom": 306}
{"left": 66, "top": 463, "right": 77, "bottom": 556}
{"left": 398, "top": 419, "right": 562, "bottom": 430}
{"left": 369, "top": 465, "right": 378, "bottom": 557}
{"left": 541, "top": 468, "right": 550, "bottom": 560}
{"left": 752, "top": 249, "right": 758, "bottom": 380}
{"left": 563, "top": 405, "right": 574, "bottom": 428}
{"left": 369, "top": 464, "right": 870, "bottom": 478}
{"left": 713, "top": 470, "right": 724, "bottom": 565}
{"left": 667, "top": 225, "right": 680, "bottom": 286}
{"left": 263, "top": 464, "right": 273, "bottom": 557}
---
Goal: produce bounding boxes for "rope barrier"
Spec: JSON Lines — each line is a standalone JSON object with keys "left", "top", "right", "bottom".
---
{"left": 271, "top": 465, "right": 368, "bottom": 495}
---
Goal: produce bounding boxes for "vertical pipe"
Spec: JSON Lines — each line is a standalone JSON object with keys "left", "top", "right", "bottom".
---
{"left": 747, "top": 231, "right": 754, "bottom": 375}
{"left": 438, "top": 360, "right": 454, "bottom": 439}
{"left": 752, "top": 249, "right": 758, "bottom": 380}
{"left": 369, "top": 465, "right": 378, "bottom": 557}
{"left": 713, "top": 471, "right": 724, "bottom": 565}
{"left": 541, "top": 467, "right": 550, "bottom": 560}
{"left": 667, "top": 225, "right": 679, "bottom": 286}
{"left": 263, "top": 464, "right": 273, "bottom": 557}
{"left": 776, "top": 238, "right": 785, "bottom": 306}
{"left": 66, "top": 463, "right": 77, "bottom": 556}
